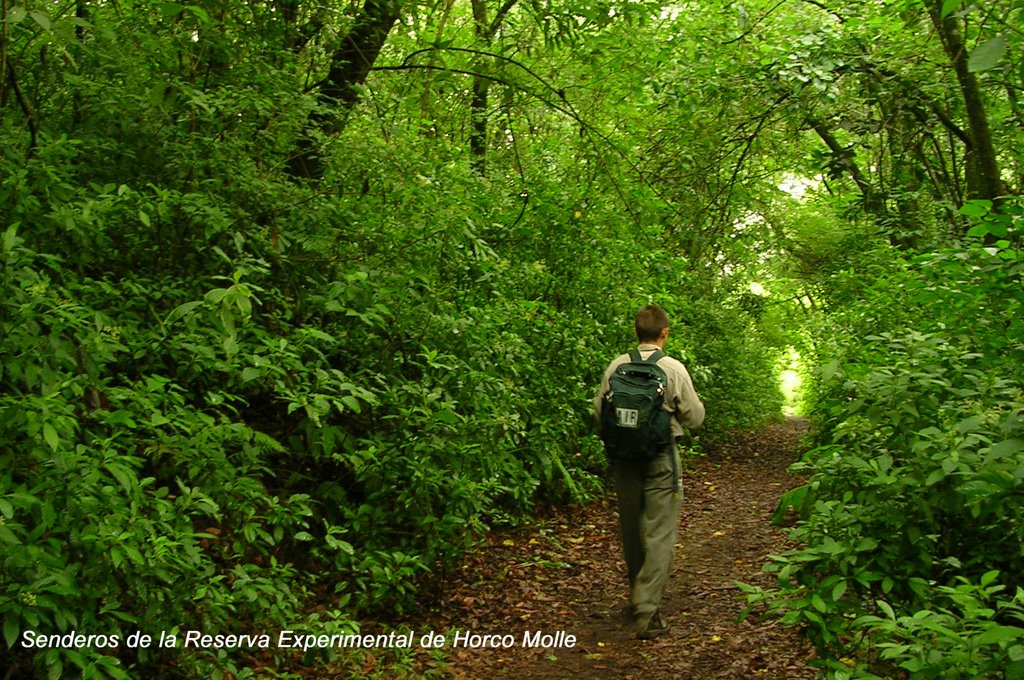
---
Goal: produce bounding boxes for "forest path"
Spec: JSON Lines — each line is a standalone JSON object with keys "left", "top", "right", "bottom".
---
{"left": 410, "top": 418, "right": 818, "bottom": 679}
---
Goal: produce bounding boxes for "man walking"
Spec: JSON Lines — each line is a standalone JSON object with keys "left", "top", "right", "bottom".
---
{"left": 594, "top": 304, "right": 705, "bottom": 639}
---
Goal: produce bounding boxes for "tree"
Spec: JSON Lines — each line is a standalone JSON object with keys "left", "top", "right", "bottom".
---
{"left": 290, "top": 0, "right": 404, "bottom": 177}
{"left": 927, "top": 0, "right": 1004, "bottom": 203}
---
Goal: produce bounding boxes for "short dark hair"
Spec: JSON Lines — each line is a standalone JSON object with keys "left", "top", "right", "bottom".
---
{"left": 635, "top": 305, "right": 669, "bottom": 342}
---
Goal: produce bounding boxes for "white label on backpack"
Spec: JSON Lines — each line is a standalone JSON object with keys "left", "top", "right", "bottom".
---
{"left": 616, "top": 408, "right": 639, "bottom": 428}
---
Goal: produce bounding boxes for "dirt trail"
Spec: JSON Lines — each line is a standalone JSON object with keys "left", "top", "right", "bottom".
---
{"left": 410, "top": 418, "right": 818, "bottom": 679}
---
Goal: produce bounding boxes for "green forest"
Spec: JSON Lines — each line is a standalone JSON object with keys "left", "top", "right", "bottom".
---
{"left": 1, "top": 0, "right": 1022, "bottom": 676}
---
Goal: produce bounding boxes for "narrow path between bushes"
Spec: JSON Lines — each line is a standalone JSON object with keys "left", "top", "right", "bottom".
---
{"left": 398, "top": 418, "right": 818, "bottom": 679}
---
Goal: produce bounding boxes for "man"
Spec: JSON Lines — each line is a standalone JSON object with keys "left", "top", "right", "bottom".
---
{"left": 594, "top": 304, "right": 705, "bottom": 639}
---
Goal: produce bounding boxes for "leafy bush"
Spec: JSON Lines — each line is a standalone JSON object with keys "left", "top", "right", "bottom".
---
{"left": 750, "top": 228, "right": 1024, "bottom": 677}
{"left": 851, "top": 573, "right": 1024, "bottom": 680}
{"left": 0, "top": 229, "right": 334, "bottom": 677}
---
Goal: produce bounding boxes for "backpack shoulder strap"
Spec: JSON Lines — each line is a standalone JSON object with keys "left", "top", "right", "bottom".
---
{"left": 646, "top": 349, "right": 665, "bottom": 364}
{"left": 628, "top": 348, "right": 642, "bottom": 363}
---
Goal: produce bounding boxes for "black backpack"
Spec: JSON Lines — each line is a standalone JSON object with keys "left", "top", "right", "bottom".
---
{"left": 599, "top": 349, "right": 674, "bottom": 460}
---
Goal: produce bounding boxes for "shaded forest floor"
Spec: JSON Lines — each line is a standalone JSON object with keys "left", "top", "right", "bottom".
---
{"left": 387, "top": 417, "right": 819, "bottom": 679}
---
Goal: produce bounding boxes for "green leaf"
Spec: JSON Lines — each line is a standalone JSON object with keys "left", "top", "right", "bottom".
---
{"left": 832, "top": 580, "right": 848, "bottom": 602}
{"left": 820, "top": 360, "right": 840, "bottom": 383}
{"left": 107, "top": 463, "right": 137, "bottom": 496}
{"left": 305, "top": 329, "right": 336, "bottom": 343}
{"left": 0, "top": 526, "right": 18, "bottom": 545}
{"left": 42, "top": 423, "right": 59, "bottom": 452}
{"left": 959, "top": 200, "right": 992, "bottom": 217}
{"left": 976, "top": 625, "right": 1024, "bottom": 645}
{"left": 139, "top": 210, "right": 151, "bottom": 227}
{"left": 901, "top": 658, "right": 924, "bottom": 673}
{"left": 979, "top": 570, "right": 1000, "bottom": 587}
{"left": 771, "top": 484, "right": 808, "bottom": 524}
{"left": 205, "top": 287, "right": 228, "bottom": 304}
{"left": 433, "top": 408, "right": 458, "bottom": 424}
{"left": 4, "top": 614, "right": 20, "bottom": 648}
{"left": 940, "top": 0, "right": 960, "bottom": 19}
{"left": 803, "top": 609, "right": 823, "bottom": 624}
{"left": 6, "top": 6, "right": 27, "bottom": 23}
{"left": 185, "top": 5, "right": 212, "bottom": 23}
{"left": 986, "top": 217, "right": 1010, "bottom": 238}
{"left": 29, "top": 10, "right": 49, "bottom": 29}
{"left": 165, "top": 300, "right": 202, "bottom": 324}
{"left": 234, "top": 291, "right": 252, "bottom": 318}
{"left": 968, "top": 36, "right": 1006, "bottom": 73}
{"left": 986, "top": 439, "right": 1022, "bottom": 460}
{"left": 1005, "top": 660, "right": 1024, "bottom": 680}
{"left": 123, "top": 544, "right": 144, "bottom": 565}
{"left": 955, "top": 415, "right": 983, "bottom": 433}
{"left": 2, "top": 224, "right": 19, "bottom": 251}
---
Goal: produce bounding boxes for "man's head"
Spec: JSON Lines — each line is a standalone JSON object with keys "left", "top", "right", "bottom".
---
{"left": 635, "top": 305, "right": 670, "bottom": 344}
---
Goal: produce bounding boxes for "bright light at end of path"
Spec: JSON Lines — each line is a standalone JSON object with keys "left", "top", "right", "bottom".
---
{"left": 779, "top": 347, "right": 804, "bottom": 416}
{"left": 778, "top": 175, "right": 820, "bottom": 200}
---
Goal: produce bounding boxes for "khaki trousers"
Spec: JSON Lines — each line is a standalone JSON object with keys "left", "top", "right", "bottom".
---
{"left": 612, "top": 445, "right": 683, "bottom": 616}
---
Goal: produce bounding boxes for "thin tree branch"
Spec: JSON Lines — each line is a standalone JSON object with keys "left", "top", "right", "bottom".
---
{"left": 400, "top": 47, "right": 560, "bottom": 100}
{"left": 486, "top": 0, "right": 519, "bottom": 40}
{"left": 801, "top": 0, "right": 844, "bottom": 22}
{"left": 721, "top": 0, "right": 788, "bottom": 45}
{"left": 7, "top": 62, "right": 38, "bottom": 153}
{"left": 0, "top": 0, "right": 7, "bottom": 108}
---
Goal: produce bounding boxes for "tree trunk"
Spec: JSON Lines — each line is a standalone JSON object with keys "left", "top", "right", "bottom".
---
{"left": 1, "top": 0, "right": 8, "bottom": 109}
{"left": 319, "top": 0, "right": 400, "bottom": 118}
{"left": 469, "top": 0, "right": 490, "bottom": 175}
{"left": 806, "top": 117, "right": 885, "bottom": 216}
{"left": 289, "top": 0, "right": 401, "bottom": 178}
{"left": 417, "top": 0, "right": 457, "bottom": 127}
{"left": 927, "top": 2, "right": 1003, "bottom": 204}
{"left": 467, "top": 0, "right": 517, "bottom": 175}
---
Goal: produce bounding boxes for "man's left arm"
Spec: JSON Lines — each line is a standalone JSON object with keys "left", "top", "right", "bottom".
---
{"left": 669, "top": 360, "right": 705, "bottom": 429}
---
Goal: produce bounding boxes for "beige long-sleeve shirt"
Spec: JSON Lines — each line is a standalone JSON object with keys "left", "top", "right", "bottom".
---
{"left": 594, "top": 343, "right": 705, "bottom": 438}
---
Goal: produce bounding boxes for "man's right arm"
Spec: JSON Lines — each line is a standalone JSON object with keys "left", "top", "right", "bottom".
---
{"left": 593, "top": 364, "right": 613, "bottom": 420}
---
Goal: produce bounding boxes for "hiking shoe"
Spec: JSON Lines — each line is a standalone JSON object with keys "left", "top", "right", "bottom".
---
{"left": 635, "top": 609, "right": 669, "bottom": 640}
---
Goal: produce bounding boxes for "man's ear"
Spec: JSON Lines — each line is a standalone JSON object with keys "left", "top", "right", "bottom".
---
{"left": 660, "top": 326, "right": 670, "bottom": 342}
